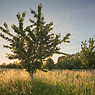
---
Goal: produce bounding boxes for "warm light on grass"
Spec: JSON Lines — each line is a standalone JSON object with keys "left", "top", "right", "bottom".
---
{"left": 0, "top": 69, "right": 95, "bottom": 95}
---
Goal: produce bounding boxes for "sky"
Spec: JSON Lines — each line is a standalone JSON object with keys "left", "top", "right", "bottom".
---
{"left": 0, "top": 0, "right": 95, "bottom": 64}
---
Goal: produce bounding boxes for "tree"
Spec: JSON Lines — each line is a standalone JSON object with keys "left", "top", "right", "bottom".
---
{"left": 73, "top": 53, "right": 82, "bottom": 70}
{"left": 0, "top": 63, "right": 6, "bottom": 68}
{"left": 80, "top": 38, "right": 95, "bottom": 71}
{"left": 45, "top": 58, "right": 54, "bottom": 70}
{"left": 56, "top": 55, "right": 74, "bottom": 69}
{"left": 56, "top": 56, "right": 66, "bottom": 69}
{"left": 0, "top": 3, "right": 70, "bottom": 80}
{"left": 56, "top": 53, "right": 82, "bottom": 70}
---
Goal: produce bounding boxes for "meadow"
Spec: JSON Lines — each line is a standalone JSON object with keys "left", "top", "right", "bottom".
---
{"left": 0, "top": 69, "right": 95, "bottom": 95}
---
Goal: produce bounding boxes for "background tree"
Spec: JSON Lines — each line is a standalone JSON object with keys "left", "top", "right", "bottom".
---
{"left": 0, "top": 62, "right": 22, "bottom": 69}
{"left": 56, "top": 53, "right": 82, "bottom": 70}
{"left": 0, "top": 3, "right": 70, "bottom": 80}
{"left": 56, "top": 56, "right": 66, "bottom": 69}
{"left": 0, "top": 63, "right": 6, "bottom": 68}
{"left": 73, "top": 53, "right": 82, "bottom": 70}
{"left": 45, "top": 58, "right": 54, "bottom": 70}
{"left": 80, "top": 38, "right": 95, "bottom": 71}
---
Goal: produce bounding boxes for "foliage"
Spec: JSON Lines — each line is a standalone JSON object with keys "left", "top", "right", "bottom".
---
{"left": 56, "top": 38, "right": 95, "bottom": 70}
{"left": 45, "top": 58, "right": 54, "bottom": 70}
{"left": 73, "top": 53, "right": 82, "bottom": 69}
{"left": 0, "top": 62, "right": 22, "bottom": 69}
{"left": 0, "top": 63, "right": 6, "bottom": 68}
{"left": 0, "top": 4, "right": 70, "bottom": 75}
{"left": 80, "top": 38, "right": 95, "bottom": 70}
{"left": 56, "top": 54, "right": 82, "bottom": 70}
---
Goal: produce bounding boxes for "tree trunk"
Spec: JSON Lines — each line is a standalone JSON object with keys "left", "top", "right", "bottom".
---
{"left": 90, "top": 67, "right": 91, "bottom": 72}
{"left": 29, "top": 71, "right": 34, "bottom": 94}
{"left": 30, "top": 71, "right": 33, "bottom": 81}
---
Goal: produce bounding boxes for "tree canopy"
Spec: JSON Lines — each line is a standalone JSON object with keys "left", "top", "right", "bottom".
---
{"left": 80, "top": 38, "right": 95, "bottom": 70}
{"left": 45, "top": 58, "right": 54, "bottom": 70}
{"left": 0, "top": 3, "right": 70, "bottom": 76}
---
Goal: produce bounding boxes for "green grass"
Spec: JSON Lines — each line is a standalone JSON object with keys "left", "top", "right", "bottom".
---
{"left": 0, "top": 69, "right": 95, "bottom": 95}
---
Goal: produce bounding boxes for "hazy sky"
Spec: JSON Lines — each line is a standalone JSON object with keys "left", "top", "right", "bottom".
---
{"left": 0, "top": 0, "right": 95, "bottom": 64}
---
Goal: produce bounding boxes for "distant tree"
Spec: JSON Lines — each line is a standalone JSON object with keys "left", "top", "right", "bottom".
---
{"left": 0, "top": 4, "right": 70, "bottom": 80}
{"left": 45, "top": 58, "right": 54, "bottom": 70}
{"left": 73, "top": 53, "right": 82, "bottom": 69}
{"left": 56, "top": 56, "right": 66, "bottom": 69}
{"left": 0, "top": 63, "right": 6, "bottom": 68}
{"left": 5, "top": 61, "right": 22, "bottom": 69}
{"left": 56, "top": 55, "right": 74, "bottom": 69}
{"left": 7, "top": 63, "right": 14, "bottom": 68}
{"left": 80, "top": 38, "right": 95, "bottom": 71}
{"left": 57, "top": 61, "right": 63, "bottom": 69}
{"left": 56, "top": 53, "right": 82, "bottom": 70}
{"left": 57, "top": 56, "right": 66, "bottom": 63}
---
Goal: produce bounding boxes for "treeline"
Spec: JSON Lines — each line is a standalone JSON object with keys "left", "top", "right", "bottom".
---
{"left": 44, "top": 55, "right": 82, "bottom": 70}
{"left": 0, "top": 62, "right": 22, "bottom": 69}
{"left": 45, "top": 38, "right": 95, "bottom": 71}
{"left": 55, "top": 54, "right": 82, "bottom": 70}
{"left": 45, "top": 53, "right": 95, "bottom": 71}
{"left": 45, "top": 54, "right": 83, "bottom": 70}
{"left": 0, "top": 38, "right": 95, "bottom": 71}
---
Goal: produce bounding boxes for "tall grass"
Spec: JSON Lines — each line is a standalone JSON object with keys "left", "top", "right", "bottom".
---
{"left": 0, "top": 69, "right": 95, "bottom": 95}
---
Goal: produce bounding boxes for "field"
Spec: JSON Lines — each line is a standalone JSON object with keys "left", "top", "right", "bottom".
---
{"left": 0, "top": 69, "right": 95, "bottom": 95}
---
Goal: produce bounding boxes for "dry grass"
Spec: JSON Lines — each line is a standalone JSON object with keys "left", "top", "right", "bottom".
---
{"left": 0, "top": 69, "right": 95, "bottom": 95}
